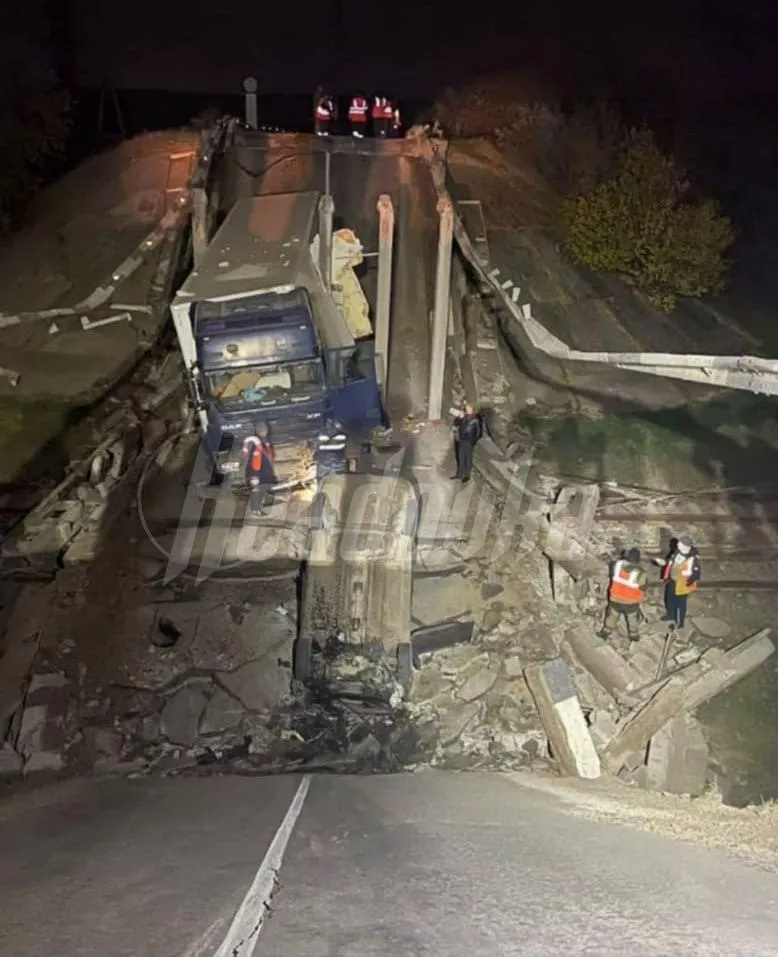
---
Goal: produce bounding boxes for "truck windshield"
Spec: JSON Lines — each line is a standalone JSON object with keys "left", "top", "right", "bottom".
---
{"left": 206, "top": 360, "right": 324, "bottom": 409}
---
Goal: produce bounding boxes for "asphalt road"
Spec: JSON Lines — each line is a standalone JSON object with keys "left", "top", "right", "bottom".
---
{"left": 2, "top": 770, "right": 777, "bottom": 957}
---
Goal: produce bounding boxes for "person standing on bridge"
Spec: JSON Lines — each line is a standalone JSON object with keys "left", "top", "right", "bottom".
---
{"left": 348, "top": 94, "right": 369, "bottom": 137}
{"left": 391, "top": 103, "right": 402, "bottom": 137}
{"left": 314, "top": 93, "right": 334, "bottom": 136}
{"left": 372, "top": 96, "right": 390, "bottom": 137}
{"left": 449, "top": 402, "right": 483, "bottom": 483}
{"left": 654, "top": 534, "right": 701, "bottom": 629}
{"left": 598, "top": 548, "right": 647, "bottom": 642}
{"left": 242, "top": 422, "right": 276, "bottom": 516}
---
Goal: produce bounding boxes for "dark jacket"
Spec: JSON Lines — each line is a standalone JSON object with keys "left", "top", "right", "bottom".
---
{"left": 456, "top": 412, "right": 483, "bottom": 444}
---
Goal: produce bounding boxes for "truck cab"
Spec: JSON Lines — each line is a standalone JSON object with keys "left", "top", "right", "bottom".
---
{"left": 170, "top": 191, "right": 384, "bottom": 492}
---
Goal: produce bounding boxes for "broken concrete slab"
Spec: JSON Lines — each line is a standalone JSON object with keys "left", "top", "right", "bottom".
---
{"left": 642, "top": 713, "right": 709, "bottom": 796}
{"left": 27, "top": 672, "right": 69, "bottom": 694}
{"left": 524, "top": 658, "right": 601, "bottom": 779}
{"left": 601, "top": 677, "right": 686, "bottom": 774}
{"left": 16, "top": 705, "right": 49, "bottom": 755}
{"left": 0, "top": 742, "right": 22, "bottom": 776}
{"left": 24, "top": 750, "right": 65, "bottom": 773}
{"left": 455, "top": 657, "right": 499, "bottom": 702}
{"left": 543, "top": 484, "right": 600, "bottom": 567}
{"left": 160, "top": 683, "right": 209, "bottom": 747}
{"left": 0, "top": 584, "right": 50, "bottom": 735}
{"left": 411, "top": 573, "right": 480, "bottom": 626}
{"left": 437, "top": 701, "right": 481, "bottom": 746}
{"left": 690, "top": 616, "right": 731, "bottom": 640}
{"left": 218, "top": 659, "right": 290, "bottom": 713}
{"left": 84, "top": 727, "right": 124, "bottom": 759}
{"left": 200, "top": 688, "right": 244, "bottom": 735}
{"left": 563, "top": 628, "right": 645, "bottom": 703}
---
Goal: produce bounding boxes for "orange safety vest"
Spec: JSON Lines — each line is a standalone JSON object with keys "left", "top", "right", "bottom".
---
{"left": 243, "top": 436, "right": 274, "bottom": 473}
{"left": 381, "top": 101, "right": 394, "bottom": 120}
{"left": 349, "top": 97, "right": 368, "bottom": 120}
{"left": 371, "top": 98, "right": 386, "bottom": 119}
{"left": 315, "top": 99, "right": 332, "bottom": 120}
{"left": 662, "top": 554, "right": 698, "bottom": 594}
{"left": 609, "top": 559, "right": 645, "bottom": 604}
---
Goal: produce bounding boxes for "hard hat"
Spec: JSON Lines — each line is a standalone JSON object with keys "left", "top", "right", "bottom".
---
{"left": 677, "top": 534, "right": 693, "bottom": 554}
{"left": 626, "top": 547, "right": 641, "bottom": 564}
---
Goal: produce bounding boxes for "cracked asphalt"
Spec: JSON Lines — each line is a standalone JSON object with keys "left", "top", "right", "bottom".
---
{"left": 1, "top": 770, "right": 777, "bottom": 956}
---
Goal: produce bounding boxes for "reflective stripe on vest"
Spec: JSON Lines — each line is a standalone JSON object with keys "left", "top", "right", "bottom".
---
{"left": 609, "top": 560, "right": 645, "bottom": 603}
{"left": 315, "top": 103, "right": 331, "bottom": 119}
{"left": 349, "top": 99, "right": 368, "bottom": 118}
{"left": 381, "top": 103, "right": 393, "bottom": 119}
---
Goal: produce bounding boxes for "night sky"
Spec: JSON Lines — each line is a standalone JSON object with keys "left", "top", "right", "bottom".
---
{"left": 8, "top": 0, "right": 778, "bottom": 102}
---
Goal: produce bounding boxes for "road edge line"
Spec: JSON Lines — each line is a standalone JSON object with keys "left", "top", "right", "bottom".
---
{"left": 214, "top": 774, "right": 312, "bottom": 957}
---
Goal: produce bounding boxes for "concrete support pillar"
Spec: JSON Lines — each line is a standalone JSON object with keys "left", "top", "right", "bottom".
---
{"left": 318, "top": 194, "right": 334, "bottom": 290}
{"left": 243, "top": 76, "right": 258, "bottom": 129}
{"left": 428, "top": 196, "right": 454, "bottom": 421}
{"left": 191, "top": 187, "right": 208, "bottom": 268}
{"left": 375, "top": 194, "right": 395, "bottom": 396}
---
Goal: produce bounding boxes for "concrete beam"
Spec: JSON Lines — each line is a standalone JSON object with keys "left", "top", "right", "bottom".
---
{"left": 191, "top": 188, "right": 208, "bottom": 269}
{"left": 601, "top": 677, "right": 686, "bottom": 774}
{"left": 375, "top": 195, "right": 395, "bottom": 396}
{"left": 524, "top": 658, "right": 601, "bottom": 779}
{"left": 318, "top": 194, "right": 334, "bottom": 290}
{"left": 564, "top": 629, "right": 646, "bottom": 705}
{"left": 428, "top": 196, "right": 454, "bottom": 421}
{"left": 684, "top": 628, "right": 774, "bottom": 711}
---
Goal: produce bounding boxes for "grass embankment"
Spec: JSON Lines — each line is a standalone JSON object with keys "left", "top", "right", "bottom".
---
{"left": 0, "top": 399, "right": 81, "bottom": 485}
{"left": 521, "top": 394, "right": 778, "bottom": 489}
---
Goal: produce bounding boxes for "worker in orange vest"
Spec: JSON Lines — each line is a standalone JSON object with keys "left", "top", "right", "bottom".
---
{"left": 242, "top": 422, "right": 276, "bottom": 515}
{"left": 348, "top": 95, "right": 369, "bottom": 137}
{"left": 314, "top": 93, "right": 334, "bottom": 136}
{"left": 599, "top": 548, "right": 647, "bottom": 641}
{"left": 655, "top": 534, "right": 701, "bottom": 629}
{"left": 372, "top": 96, "right": 391, "bottom": 137}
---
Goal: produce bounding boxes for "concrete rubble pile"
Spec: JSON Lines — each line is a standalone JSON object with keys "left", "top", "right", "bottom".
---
{"left": 1, "top": 350, "right": 187, "bottom": 576}
{"left": 526, "top": 622, "right": 775, "bottom": 795}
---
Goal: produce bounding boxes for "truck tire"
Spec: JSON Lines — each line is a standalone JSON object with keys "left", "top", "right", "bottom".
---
{"left": 293, "top": 637, "right": 314, "bottom": 681}
{"left": 396, "top": 641, "right": 414, "bottom": 688}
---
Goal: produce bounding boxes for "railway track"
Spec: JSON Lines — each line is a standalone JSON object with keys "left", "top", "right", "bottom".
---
{"left": 593, "top": 485, "right": 778, "bottom": 567}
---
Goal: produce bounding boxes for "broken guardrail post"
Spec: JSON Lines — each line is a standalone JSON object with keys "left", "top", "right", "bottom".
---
{"left": 375, "top": 195, "right": 395, "bottom": 397}
{"left": 428, "top": 195, "right": 454, "bottom": 421}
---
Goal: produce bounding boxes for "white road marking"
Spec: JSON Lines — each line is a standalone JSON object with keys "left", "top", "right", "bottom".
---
{"left": 213, "top": 775, "right": 311, "bottom": 957}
